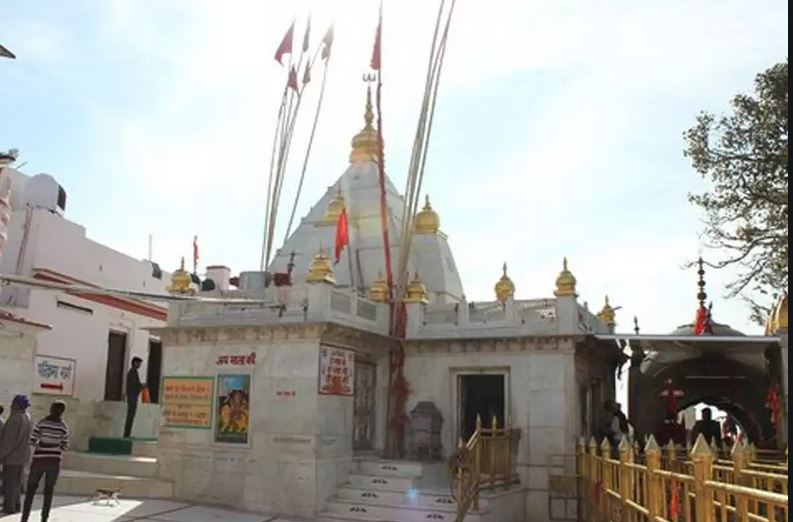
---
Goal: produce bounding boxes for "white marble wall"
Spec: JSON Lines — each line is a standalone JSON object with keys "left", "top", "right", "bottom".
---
{"left": 156, "top": 330, "right": 356, "bottom": 517}
{"left": 404, "top": 344, "right": 580, "bottom": 522}
{"left": 0, "top": 328, "right": 35, "bottom": 408}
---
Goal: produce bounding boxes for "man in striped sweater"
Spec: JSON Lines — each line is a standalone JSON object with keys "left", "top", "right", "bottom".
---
{"left": 21, "top": 401, "right": 69, "bottom": 522}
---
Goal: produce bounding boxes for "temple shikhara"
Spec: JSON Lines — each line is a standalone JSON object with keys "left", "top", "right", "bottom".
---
{"left": 0, "top": 8, "right": 788, "bottom": 522}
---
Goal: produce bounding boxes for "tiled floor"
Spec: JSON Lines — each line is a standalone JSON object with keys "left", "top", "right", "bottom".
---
{"left": 0, "top": 496, "right": 309, "bottom": 522}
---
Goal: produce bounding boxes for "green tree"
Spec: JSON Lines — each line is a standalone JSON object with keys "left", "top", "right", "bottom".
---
{"left": 684, "top": 59, "right": 788, "bottom": 325}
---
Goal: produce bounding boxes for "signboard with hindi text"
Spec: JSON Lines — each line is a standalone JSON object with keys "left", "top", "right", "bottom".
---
{"left": 34, "top": 355, "right": 76, "bottom": 396}
{"left": 318, "top": 345, "right": 354, "bottom": 396}
{"left": 161, "top": 376, "right": 214, "bottom": 429}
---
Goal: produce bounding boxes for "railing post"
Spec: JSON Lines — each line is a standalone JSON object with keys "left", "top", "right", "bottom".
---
{"left": 645, "top": 435, "right": 661, "bottom": 522}
{"left": 474, "top": 415, "right": 482, "bottom": 511}
{"left": 731, "top": 441, "right": 749, "bottom": 522}
{"left": 589, "top": 438, "right": 599, "bottom": 521}
{"left": 692, "top": 434, "right": 714, "bottom": 522}
{"left": 601, "top": 438, "right": 612, "bottom": 520}
{"left": 490, "top": 415, "right": 498, "bottom": 491}
{"left": 618, "top": 436, "right": 632, "bottom": 522}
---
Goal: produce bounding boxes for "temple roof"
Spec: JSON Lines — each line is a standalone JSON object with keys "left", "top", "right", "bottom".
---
{"left": 267, "top": 89, "right": 465, "bottom": 303}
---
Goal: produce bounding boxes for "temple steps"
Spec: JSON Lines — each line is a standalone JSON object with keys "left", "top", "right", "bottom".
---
{"left": 56, "top": 446, "right": 173, "bottom": 499}
{"left": 318, "top": 459, "right": 486, "bottom": 522}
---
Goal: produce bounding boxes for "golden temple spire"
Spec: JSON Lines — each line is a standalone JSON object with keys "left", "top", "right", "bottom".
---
{"left": 414, "top": 194, "right": 440, "bottom": 235}
{"left": 369, "top": 271, "right": 389, "bottom": 303}
{"left": 554, "top": 257, "right": 577, "bottom": 297}
{"left": 306, "top": 248, "right": 336, "bottom": 284}
{"left": 168, "top": 257, "right": 194, "bottom": 295}
{"left": 597, "top": 295, "right": 616, "bottom": 327}
{"left": 321, "top": 185, "right": 345, "bottom": 225}
{"left": 494, "top": 262, "right": 515, "bottom": 303}
{"left": 403, "top": 272, "right": 429, "bottom": 304}
{"left": 349, "top": 79, "right": 379, "bottom": 164}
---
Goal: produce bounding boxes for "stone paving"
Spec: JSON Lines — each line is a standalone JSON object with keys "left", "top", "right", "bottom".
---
{"left": 0, "top": 496, "right": 310, "bottom": 522}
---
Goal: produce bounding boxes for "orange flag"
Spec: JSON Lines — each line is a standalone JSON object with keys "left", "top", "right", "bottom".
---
{"left": 334, "top": 206, "right": 349, "bottom": 265}
{"left": 370, "top": 20, "right": 381, "bottom": 70}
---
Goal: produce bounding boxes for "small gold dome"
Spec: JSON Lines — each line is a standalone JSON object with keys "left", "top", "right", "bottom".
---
{"left": 597, "top": 295, "right": 616, "bottom": 326}
{"left": 168, "top": 257, "right": 194, "bottom": 295}
{"left": 414, "top": 195, "right": 440, "bottom": 235}
{"left": 349, "top": 85, "right": 379, "bottom": 164}
{"left": 306, "top": 250, "right": 336, "bottom": 284}
{"left": 321, "top": 188, "right": 345, "bottom": 225}
{"left": 554, "top": 257, "right": 577, "bottom": 297}
{"left": 403, "top": 272, "right": 429, "bottom": 304}
{"left": 494, "top": 263, "right": 515, "bottom": 302}
{"left": 369, "top": 272, "right": 389, "bottom": 303}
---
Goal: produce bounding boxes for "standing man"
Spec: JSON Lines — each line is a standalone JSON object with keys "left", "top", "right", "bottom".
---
{"left": 21, "top": 400, "right": 69, "bottom": 522}
{"left": 124, "top": 357, "right": 144, "bottom": 438}
{"left": 0, "top": 395, "right": 33, "bottom": 515}
{"left": 690, "top": 407, "right": 722, "bottom": 446}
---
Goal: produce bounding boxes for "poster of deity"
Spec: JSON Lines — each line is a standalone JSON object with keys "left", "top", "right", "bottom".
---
{"left": 318, "top": 345, "right": 354, "bottom": 396}
{"left": 214, "top": 374, "right": 251, "bottom": 444}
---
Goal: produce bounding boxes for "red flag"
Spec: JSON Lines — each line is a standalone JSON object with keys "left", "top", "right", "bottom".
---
{"left": 302, "top": 16, "right": 311, "bottom": 52}
{"left": 274, "top": 22, "right": 294, "bottom": 65}
{"left": 334, "top": 206, "right": 349, "bottom": 265}
{"left": 665, "top": 380, "right": 678, "bottom": 414}
{"left": 370, "top": 20, "right": 381, "bottom": 70}
{"left": 193, "top": 236, "right": 199, "bottom": 265}
{"left": 766, "top": 385, "right": 781, "bottom": 428}
{"left": 321, "top": 25, "right": 334, "bottom": 60}
{"left": 669, "top": 478, "right": 681, "bottom": 520}
{"left": 694, "top": 304, "right": 708, "bottom": 335}
{"left": 287, "top": 66, "right": 299, "bottom": 91}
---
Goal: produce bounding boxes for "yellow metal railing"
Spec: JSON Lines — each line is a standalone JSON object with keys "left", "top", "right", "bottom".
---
{"left": 578, "top": 435, "right": 788, "bottom": 522}
{"left": 449, "top": 415, "right": 517, "bottom": 522}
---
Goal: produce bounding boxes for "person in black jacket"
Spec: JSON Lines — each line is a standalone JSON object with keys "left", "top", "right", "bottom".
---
{"left": 123, "top": 357, "right": 144, "bottom": 438}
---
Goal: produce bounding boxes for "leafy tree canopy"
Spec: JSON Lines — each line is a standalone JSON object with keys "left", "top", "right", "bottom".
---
{"left": 684, "top": 59, "right": 788, "bottom": 324}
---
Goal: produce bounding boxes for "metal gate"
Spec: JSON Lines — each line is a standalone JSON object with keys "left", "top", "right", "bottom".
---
{"left": 353, "top": 361, "right": 377, "bottom": 450}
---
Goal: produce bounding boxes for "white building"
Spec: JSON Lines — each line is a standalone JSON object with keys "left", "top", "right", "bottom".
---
{"left": 0, "top": 150, "right": 168, "bottom": 442}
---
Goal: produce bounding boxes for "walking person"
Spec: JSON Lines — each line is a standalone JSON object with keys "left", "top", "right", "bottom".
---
{"left": 0, "top": 395, "right": 33, "bottom": 515}
{"left": 124, "top": 357, "right": 144, "bottom": 438}
{"left": 21, "top": 400, "right": 70, "bottom": 522}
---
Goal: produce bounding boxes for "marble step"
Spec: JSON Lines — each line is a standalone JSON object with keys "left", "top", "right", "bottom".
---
{"left": 132, "top": 440, "right": 159, "bottom": 458}
{"left": 317, "top": 511, "right": 399, "bottom": 522}
{"left": 357, "top": 460, "right": 424, "bottom": 479}
{"left": 54, "top": 469, "right": 174, "bottom": 499}
{"left": 324, "top": 498, "right": 483, "bottom": 522}
{"left": 348, "top": 473, "right": 416, "bottom": 492}
{"left": 337, "top": 486, "right": 490, "bottom": 511}
{"left": 62, "top": 452, "right": 159, "bottom": 478}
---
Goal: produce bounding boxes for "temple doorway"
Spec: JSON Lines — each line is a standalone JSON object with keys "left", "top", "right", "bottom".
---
{"left": 353, "top": 360, "right": 377, "bottom": 451}
{"left": 458, "top": 373, "right": 506, "bottom": 441}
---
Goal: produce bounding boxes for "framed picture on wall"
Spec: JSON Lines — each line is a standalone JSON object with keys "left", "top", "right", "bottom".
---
{"left": 318, "top": 345, "right": 354, "bottom": 396}
{"left": 214, "top": 374, "right": 251, "bottom": 444}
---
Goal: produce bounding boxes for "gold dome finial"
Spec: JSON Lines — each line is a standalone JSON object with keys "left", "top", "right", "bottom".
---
{"left": 403, "top": 272, "right": 429, "bottom": 304}
{"left": 369, "top": 271, "right": 389, "bottom": 303}
{"left": 306, "top": 248, "right": 336, "bottom": 284}
{"left": 494, "top": 262, "right": 515, "bottom": 303}
{"left": 415, "top": 194, "right": 440, "bottom": 235}
{"left": 349, "top": 80, "right": 379, "bottom": 164}
{"left": 554, "top": 257, "right": 577, "bottom": 297}
{"left": 168, "top": 257, "right": 194, "bottom": 295}
{"left": 321, "top": 186, "right": 345, "bottom": 225}
{"left": 597, "top": 295, "right": 616, "bottom": 326}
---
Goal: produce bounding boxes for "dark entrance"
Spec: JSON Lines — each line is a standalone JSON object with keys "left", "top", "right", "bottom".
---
{"left": 459, "top": 374, "right": 505, "bottom": 441}
{"left": 147, "top": 339, "right": 163, "bottom": 403}
{"left": 104, "top": 331, "right": 127, "bottom": 401}
{"left": 353, "top": 361, "right": 377, "bottom": 451}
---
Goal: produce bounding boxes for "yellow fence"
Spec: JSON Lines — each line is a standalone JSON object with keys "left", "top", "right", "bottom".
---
{"left": 449, "top": 415, "right": 518, "bottom": 522}
{"left": 578, "top": 435, "right": 788, "bottom": 522}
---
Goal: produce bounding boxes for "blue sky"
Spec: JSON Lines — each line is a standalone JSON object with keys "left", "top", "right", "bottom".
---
{"left": 0, "top": 0, "right": 788, "bottom": 335}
